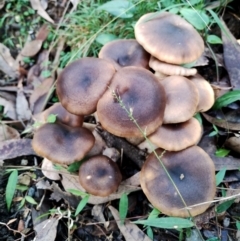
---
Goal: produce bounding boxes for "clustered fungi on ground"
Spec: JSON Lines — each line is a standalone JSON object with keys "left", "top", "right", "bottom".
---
{"left": 32, "top": 11, "right": 217, "bottom": 218}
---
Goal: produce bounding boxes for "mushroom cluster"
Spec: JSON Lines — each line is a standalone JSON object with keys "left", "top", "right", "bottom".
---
{"left": 31, "top": 11, "right": 216, "bottom": 214}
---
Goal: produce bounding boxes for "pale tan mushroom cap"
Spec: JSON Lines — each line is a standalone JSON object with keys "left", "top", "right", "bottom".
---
{"left": 97, "top": 66, "right": 166, "bottom": 137}
{"left": 149, "top": 56, "right": 197, "bottom": 76}
{"left": 140, "top": 146, "right": 216, "bottom": 217}
{"left": 161, "top": 76, "right": 199, "bottom": 124}
{"left": 189, "top": 74, "right": 215, "bottom": 112}
{"left": 32, "top": 123, "right": 95, "bottom": 165}
{"left": 79, "top": 155, "right": 122, "bottom": 197}
{"left": 135, "top": 12, "right": 204, "bottom": 64}
{"left": 56, "top": 57, "right": 115, "bottom": 115}
{"left": 99, "top": 39, "right": 150, "bottom": 70}
{"left": 148, "top": 117, "right": 202, "bottom": 151}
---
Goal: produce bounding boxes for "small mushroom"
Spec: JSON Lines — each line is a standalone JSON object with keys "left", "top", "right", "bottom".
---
{"left": 161, "top": 76, "right": 199, "bottom": 124}
{"left": 140, "top": 146, "right": 216, "bottom": 217}
{"left": 32, "top": 122, "right": 95, "bottom": 165}
{"left": 138, "top": 117, "right": 202, "bottom": 152}
{"left": 97, "top": 66, "right": 166, "bottom": 137}
{"left": 99, "top": 39, "right": 150, "bottom": 70}
{"left": 56, "top": 57, "right": 115, "bottom": 115}
{"left": 79, "top": 155, "right": 122, "bottom": 197}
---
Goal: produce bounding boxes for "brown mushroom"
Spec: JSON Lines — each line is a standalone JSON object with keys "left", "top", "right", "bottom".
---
{"left": 97, "top": 66, "right": 166, "bottom": 137}
{"left": 32, "top": 122, "right": 95, "bottom": 165}
{"left": 79, "top": 155, "right": 122, "bottom": 197}
{"left": 99, "top": 39, "right": 150, "bottom": 70}
{"left": 140, "top": 146, "right": 216, "bottom": 217}
{"left": 56, "top": 57, "right": 115, "bottom": 115}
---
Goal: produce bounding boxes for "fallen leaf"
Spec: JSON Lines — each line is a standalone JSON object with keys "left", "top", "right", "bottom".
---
{"left": 16, "top": 89, "right": 32, "bottom": 120}
{"left": 225, "top": 136, "right": 240, "bottom": 153}
{"left": 0, "top": 43, "right": 19, "bottom": 78}
{"left": 221, "top": 19, "right": 240, "bottom": 89}
{"left": 202, "top": 113, "right": 240, "bottom": 131}
{"left": 41, "top": 158, "right": 61, "bottom": 180}
{"left": 21, "top": 39, "right": 43, "bottom": 57}
{"left": 0, "top": 92, "right": 17, "bottom": 120}
{"left": 30, "top": 77, "right": 54, "bottom": 114}
{"left": 0, "top": 139, "right": 37, "bottom": 161}
{"left": 34, "top": 218, "right": 59, "bottom": 241}
{"left": 30, "top": 0, "right": 54, "bottom": 23}
{"left": 109, "top": 205, "right": 151, "bottom": 241}
{"left": 36, "top": 179, "right": 51, "bottom": 190}
{"left": 61, "top": 172, "right": 141, "bottom": 205}
{"left": 194, "top": 206, "right": 216, "bottom": 229}
{"left": 198, "top": 134, "right": 240, "bottom": 171}
{"left": 36, "top": 24, "right": 49, "bottom": 41}
{"left": 0, "top": 124, "right": 20, "bottom": 141}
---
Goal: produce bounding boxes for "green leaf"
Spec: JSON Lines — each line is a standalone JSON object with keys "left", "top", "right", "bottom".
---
{"left": 146, "top": 226, "right": 153, "bottom": 240}
{"left": 215, "top": 168, "right": 226, "bottom": 186}
{"left": 18, "top": 198, "right": 26, "bottom": 210}
{"left": 67, "top": 189, "right": 88, "bottom": 197}
{"left": 119, "top": 193, "right": 128, "bottom": 225}
{"left": 181, "top": 60, "right": 196, "bottom": 69}
{"left": 41, "top": 70, "right": 51, "bottom": 78}
{"left": 236, "top": 220, "right": 240, "bottom": 230}
{"left": 215, "top": 148, "right": 230, "bottom": 157}
{"left": 6, "top": 169, "right": 18, "bottom": 210}
{"left": 133, "top": 217, "right": 194, "bottom": 229}
{"left": 194, "top": 113, "right": 202, "bottom": 125}
{"left": 16, "top": 184, "right": 28, "bottom": 191}
{"left": 47, "top": 114, "right": 57, "bottom": 123}
{"left": 206, "top": 238, "right": 220, "bottom": 241}
{"left": 25, "top": 196, "right": 37, "bottom": 205}
{"left": 213, "top": 90, "right": 240, "bottom": 109}
{"left": 180, "top": 8, "right": 209, "bottom": 30}
{"left": 67, "top": 161, "right": 82, "bottom": 173}
{"left": 148, "top": 208, "right": 160, "bottom": 219}
{"left": 98, "top": 0, "right": 135, "bottom": 18}
{"left": 207, "top": 35, "right": 222, "bottom": 44}
{"left": 209, "top": 131, "right": 217, "bottom": 137}
{"left": 95, "top": 33, "right": 118, "bottom": 45}
{"left": 216, "top": 199, "right": 235, "bottom": 213}
{"left": 75, "top": 195, "right": 89, "bottom": 216}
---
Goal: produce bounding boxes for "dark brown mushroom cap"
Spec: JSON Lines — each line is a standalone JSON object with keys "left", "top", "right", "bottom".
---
{"left": 189, "top": 74, "right": 215, "bottom": 112}
{"left": 97, "top": 66, "right": 166, "bottom": 137}
{"left": 161, "top": 76, "right": 199, "bottom": 124}
{"left": 135, "top": 12, "right": 204, "bottom": 64}
{"left": 43, "top": 103, "right": 84, "bottom": 127}
{"left": 149, "top": 56, "right": 197, "bottom": 76}
{"left": 32, "top": 123, "right": 95, "bottom": 165}
{"left": 56, "top": 57, "right": 115, "bottom": 115}
{"left": 140, "top": 146, "right": 216, "bottom": 217}
{"left": 148, "top": 117, "right": 202, "bottom": 151}
{"left": 99, "top": 39, "right": 150, "bottom": 70}
{"left": 79, "top": 155, "right": 122, "bottom": 197}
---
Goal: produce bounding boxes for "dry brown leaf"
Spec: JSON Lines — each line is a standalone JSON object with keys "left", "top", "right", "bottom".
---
{"left": 198, "top": 134, "right": 240, "bottom": 171}
{"left": 202, "top": 113, "right": 240, "bottom": 131}
{"left": 61, "top": 172, "right": 141, "bottom": 205}
{"left": 36, "top": 24, "right": 49, "bottom": 41}
{"left": 194, "top": 206, "right": 216, "bottom": 228}
{"left": 0, "top": 43, "right": 19, "bottom": 78}
{"left": 225, "top": 136, "right": 240, "bottom": 153}
{"left": 0, "top": 92, "right": 17, "bottom": 120}
{"left": 30, "top": 0, "right": 54, "bottom": 23}
{"left": 34, "top": 218, "right": 59, "bottom": 241}
{"left": 36, "top": 179, "right": 51, "bottom": 190}
{"left": 16, "top": 89, "right": 32, "bottom": 120}
{"left": 221, "top": 19, "right": 240, "bottom": 89}
{"left": 0, "top": 124, "right": 20, "bottom": 141}
{"left": 41, "top": 158, "right": 61, "bottom": 180}
{"left": 30, "top": 77, "right": 54, "bottom": 114}
{"left": 21, "top": 39, "right": 43, "bottom": 57}
{"left": 0, "top": 139, "right": 37, "bottom": 161}
{"left": 109, "top": 206, "right": 151, "bottom": 241}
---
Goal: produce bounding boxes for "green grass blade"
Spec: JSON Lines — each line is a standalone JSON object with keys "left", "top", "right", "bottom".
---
{"left": 6, "top": 169, "right": 18, "bottom": 211}
{"left": 216, "top": 199, "right": 235, "bottom": 213}
{"left": 119, "top": 193, "right": 128, "bottom": 225}
{"left": 75, "top": 195, "right": 89, "bottom": 216}
{"left": 215, "top": 168, "right": 226, "bottom": 186}
{"left": 133, "top": 217, "right": 194, "bottom": 229}
{"left": 213, "top": 90, "right": 240, "bottom": 109}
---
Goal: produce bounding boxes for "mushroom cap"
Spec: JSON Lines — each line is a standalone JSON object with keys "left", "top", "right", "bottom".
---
{"left": 99, "top": 39, "right": 150, "bottom": 70}
{"left": 32, "top": 123, "right": 95, "bottom": 165}
{"left": 56, "top": 57, "right": 115, "bottom": 115}
{"left": 97, "top": 66, "right": 166, "bottom": 137}
{"left": 79, "top": 155, "right": 122, "bottom": 197}
{"left": 189, "top": 74, "right": 215, "bottom": 112}
{"left": 148, "top": 117, "right": 202, "bottom": 151}
{"left": 149, "top": 56, "right": 197, "bottom": 77}
{"left": 135, "top": 12, "right": 204, "bottom": 64}
{"left": 140, "top": 146, "right": 216, "bottom": 217}
{"left": 42, "top": 103, "right": 84, "bottom": 127}
{"left": 161, "top": 76, "right": 199, "bottom": 124}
